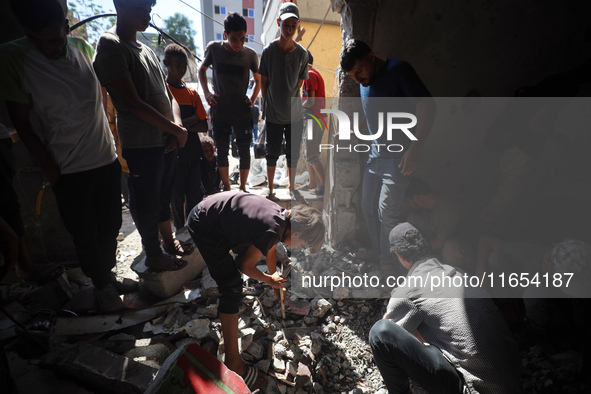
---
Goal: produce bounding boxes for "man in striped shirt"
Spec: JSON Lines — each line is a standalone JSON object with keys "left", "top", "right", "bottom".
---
{"left": 370, "top": 222, "right": 520, "bottom": 393}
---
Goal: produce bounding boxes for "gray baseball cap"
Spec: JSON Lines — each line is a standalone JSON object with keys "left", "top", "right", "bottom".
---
{"left": 389, "top": 222, "right": 420, "bottom": 248}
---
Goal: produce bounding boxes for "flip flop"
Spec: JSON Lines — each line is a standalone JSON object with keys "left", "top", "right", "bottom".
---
{"left": 242, "top": 364, "right": 267, "bottom": 391}
{"left": 262, "top": 189, "right": 279, "bottom": 202}
{"left": 145, "top": 254, "right": 188, "bottom": 272}
{"left": 163, "top": 239, "right": 195, "bottom": 256}
{"left": 311, "top": 184, "right": 325, "bottom": 195}
{"left": 291, "top": 190, "right": 309, "bottom": 205}
{"left": 297, "top": 184, "right": 312, "bottom": 191}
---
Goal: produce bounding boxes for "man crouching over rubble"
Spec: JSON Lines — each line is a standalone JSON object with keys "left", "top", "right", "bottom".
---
{"left": 370, "top": 222, "right": 520, "bottom": 393}
{"left": 187, "top": 191, "right": 324, "bottom": 390}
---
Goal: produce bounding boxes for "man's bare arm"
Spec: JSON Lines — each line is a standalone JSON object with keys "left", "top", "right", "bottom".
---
{"left": 198, "top": 64, "right": 218, "bottom": 105}
{"left": 303, "top": 88, "right": 316, "bottom": 108}
{"left": 238, "top": 244, "right": 286, "bottom": 289}
{"left": 108, "top": 77, "right": 187, "bottom": 149}
{"left": 248, "top": 72, "right": 262, "bottom": 106}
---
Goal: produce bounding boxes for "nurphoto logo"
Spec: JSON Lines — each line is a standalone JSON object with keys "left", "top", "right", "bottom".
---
{"left": 306, "top": 108, "right": 418, "bottom": 153}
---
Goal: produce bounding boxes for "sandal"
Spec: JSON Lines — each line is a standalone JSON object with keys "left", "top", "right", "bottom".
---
{"left": 163, "top": 239, "right": 195, "bottom": 256}
{"left": 297, "top": 184, "right": 312, "bottom": 191}
{"left": 311, "top": 184, "right": 325, "bottom": 195}
{"left": 242, "top": 364, "right": 266, "bottom": 391}
{"left": 261, "top": 189, "right": 279, "bottom": 202}
{"left": 291, "top": 190, "right": 309, "bottom": 205}
{"left": 145, "top": 254, "right": 188, "bottom": 272}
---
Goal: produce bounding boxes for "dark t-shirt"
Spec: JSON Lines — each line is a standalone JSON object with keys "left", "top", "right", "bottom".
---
{"left": 259, "top": 41, "right": 308, "bottom": 124}
{"left": 189, "top": 191, "right": 288, "bottom": 256}
{"left": 360, "top": 58, "right": 431, "bottom": 160}
{"left": 202, "top": 41, "right": 258, "bottom": 123}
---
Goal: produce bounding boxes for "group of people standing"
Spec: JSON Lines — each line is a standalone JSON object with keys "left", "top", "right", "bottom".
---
{"left": 2, "top": 0, "right": 579, "bottom": 393}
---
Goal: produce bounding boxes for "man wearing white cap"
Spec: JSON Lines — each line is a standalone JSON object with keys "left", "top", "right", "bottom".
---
{"left": 259, "top": 2, "right": 308, "bottom": 201}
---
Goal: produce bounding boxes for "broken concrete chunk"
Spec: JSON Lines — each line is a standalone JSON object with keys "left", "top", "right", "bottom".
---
{"left": 287, "top": 361, "right": 298, "bottom": 377}
{"left": 41, "top": 342, "right": 157, "bottom": 394}
{"left": 109, "top": 333, "right": 136, "bottom": 341}
{"left": 274, "top": 343, "right": 288, "bottom": 357}
{"left": 245, "top": 340, "right": 265, "bottom": 360}
{"left": 184, "top": 318, "right": 210, "bottom": 339}
{"left": 273, "top": 357, "right": 286, "bottom": 372}
{"left": 125, "top": 343, "right": 175, "bottom": 366}
{"left": 295, "top": 363, "right": 312, "bottom": 388}
{"left": 262, "top": 293, "right": 276, "bottom": 308}
{"left": 239, "top": 333, "right": 254, "bottom": 353}
{"left": 195, "top": 304, "right": 218, "bottom": 319}
{"left": 311, "top": 298, "right": 331, "bottom": 318}
{"left": 132, "top": 246, "right": 207, "bottom": 299}
{"left": 255, "top": 358, "right": 271, "bottom": 373}
{"left": 310, "top": 332, "right": 323, "bottom": 355}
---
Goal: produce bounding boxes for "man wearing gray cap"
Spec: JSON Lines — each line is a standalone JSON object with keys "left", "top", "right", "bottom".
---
{"left": 369, "top": 222, "right": 520, "bottom": 393}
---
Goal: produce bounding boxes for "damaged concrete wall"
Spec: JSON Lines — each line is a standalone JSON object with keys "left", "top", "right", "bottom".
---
{"left": 337, "top": 0, "right": 591, "bottom": 96}
{"left": 325, "top": 0, "right": 591, "bottom": 247}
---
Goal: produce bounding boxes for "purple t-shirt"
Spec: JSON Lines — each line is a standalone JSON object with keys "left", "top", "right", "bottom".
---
{"left": 190, "top": 191, "right": 288, "bottom": 256}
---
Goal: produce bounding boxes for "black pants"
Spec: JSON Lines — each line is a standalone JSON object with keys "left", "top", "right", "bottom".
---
{"left": 171, "top": 158, "right": 202, "bottom": 230}
{"left": 52, "top": 160, "right": 121, "bottom": 288}
{"left": 0, "top": 138, "right": 25, "bottom": 237}
{"left": 265, "top": 121, "right": 302, "bottom": 168}
{"left": 369, "top": 319, "right": 464, "bottom": 394}
{"left": 213, "top": 120, "right": 252, "bottom": 169}
{"left": 123, "top": 147, "right": 176, "bottom": 257}
{"left": 187, "top": 208, "right": 244, "bottom": 314}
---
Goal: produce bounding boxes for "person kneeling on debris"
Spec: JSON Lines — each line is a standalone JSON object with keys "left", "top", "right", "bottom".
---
{"left": 187, "top": 191, "right": 325, "bottom": 390}
{"left": 370, "top": 222, "right": 520, "bottom": 394}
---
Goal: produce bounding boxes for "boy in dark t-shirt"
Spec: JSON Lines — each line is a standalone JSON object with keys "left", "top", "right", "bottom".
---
{"left": 187, "top": 192, "right": 324, "bottom": 390}
{"left": 198, "top": 13, "right": 260, "bottom": 192}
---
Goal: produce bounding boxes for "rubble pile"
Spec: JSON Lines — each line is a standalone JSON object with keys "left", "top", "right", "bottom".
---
{"left": 1, "top": 244, "right": 587, "bottom": 393}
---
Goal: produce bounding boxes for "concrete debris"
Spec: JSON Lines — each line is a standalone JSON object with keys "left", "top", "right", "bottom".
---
{"left": 40, "top": 342, "right": 157, "bottom": 393}
{"left": 311, "top": 298, "right": 331, "bottom": 318}
{"left": 7, "top": 245, "right": 586, "bottom": 393}
{"left": 273, "top": 357, "right": 286, "bottom": 372}
{"left": 246, "top": 340, "right": 265, "bottom": 360}
{"left": 125, "top": 342, "right": 175, "bottom": 366}
{"left": 184, "top": 318, "right": 211, "bottom": 339}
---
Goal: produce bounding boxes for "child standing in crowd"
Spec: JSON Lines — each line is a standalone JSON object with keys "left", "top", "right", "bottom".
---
{"left": 0, "top": 0, "right": 123, "bottom": 312}
{"left": 94, "top": 0, "right": 190, "bottom": 271}
{"left": 199, "top": 12, "right": 260, "bottom": 192}
{"left": 199, "top": 135, "right": 222, "bottom": 197}
{"left": 164, "top": 43, "right": 209, "bottom": 231}
{"left": 259, "top": 2, "right": 308, "bottom": 201}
